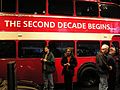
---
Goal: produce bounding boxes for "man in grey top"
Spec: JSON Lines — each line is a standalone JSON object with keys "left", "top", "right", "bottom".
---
{"left": 41, "top": 46, "right": 55, "bottom": 90}
{"left": 96, "top": 44, "right": 111, "bottom": 90}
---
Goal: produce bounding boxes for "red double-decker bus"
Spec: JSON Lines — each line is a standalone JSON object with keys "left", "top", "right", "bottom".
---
{"left": 0, "top": 0, "right": 120, "bottom": 88}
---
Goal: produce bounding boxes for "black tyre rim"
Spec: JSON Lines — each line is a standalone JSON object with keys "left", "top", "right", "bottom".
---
{"left": 78, "top": 68, "right": 99, "bottom": 87}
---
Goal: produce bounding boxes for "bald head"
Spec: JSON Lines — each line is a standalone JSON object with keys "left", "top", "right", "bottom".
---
{"left": 101, "top": 44, "right": 109, "bottom": 54}
{"left": 101, "top": 44, "right": 109, "bottom": 50}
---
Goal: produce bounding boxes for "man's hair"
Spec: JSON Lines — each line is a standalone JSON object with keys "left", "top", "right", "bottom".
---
{"left": 101, "top": 44, "right": 109, "bottom": 49}
{"left": 110, "top": 47, "right": 116, "bottom": 52}
{"left": 44, "top": 46, "right": 49, "bottom": 49}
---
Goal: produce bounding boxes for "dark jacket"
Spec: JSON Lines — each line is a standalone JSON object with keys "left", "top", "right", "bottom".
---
{"left": 108, "top": 54, "right": 116, "bottom": 76}
{"left": 107, "top": 54, "right": 116, "bottom": 90}
{"left": 61, "top": 55, "right": 77, "bottom": 76}
{"left": 42, "top": 52, "right": 55, "bottom": 73}
{"left": 96, "top": 52, "right": 109, "bottom": 75}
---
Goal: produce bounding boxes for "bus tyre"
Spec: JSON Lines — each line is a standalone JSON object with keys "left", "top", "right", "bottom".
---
{"left": 77, "top": 66, "right": 99, "bottom": 87}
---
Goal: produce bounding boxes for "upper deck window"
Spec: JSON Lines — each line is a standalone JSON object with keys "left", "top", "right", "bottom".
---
{"left": 18, "top": 0, "right": 46, "bottom": 14}
{"left": 100, "top": 3, "right": 120, "bottom": 18}
{"left": 0, "top": 0, "right": 16, "bottom": 12}
{"left": 48, "top": 0, "right": 73, "bottom": 16}
{"left": 76, "top": 1, "right": 98, "bottom": 17}
{"left": 0, "top": 40, "right": 16, "bottom": 58}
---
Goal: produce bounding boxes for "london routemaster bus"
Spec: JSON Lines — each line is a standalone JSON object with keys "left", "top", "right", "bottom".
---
{"left": 0, "top": 0, "right": 120, "bottom": 88}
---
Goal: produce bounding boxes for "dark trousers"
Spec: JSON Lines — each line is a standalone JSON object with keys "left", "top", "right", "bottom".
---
{"left": 43, "top": 71, "right": 54, "bottom": 90}
{"left": 108, "top": 71, "right": 116, "bottom": 90}
{"left": 64, "top": 72, "right": 73, "bottom": 90}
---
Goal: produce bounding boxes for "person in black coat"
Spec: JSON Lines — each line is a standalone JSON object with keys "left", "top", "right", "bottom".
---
{"left": 41, "top": 46, "right": 55, "bottom": 90}
{"left": 116, "top": 48, "right": 120, "bottom": 85}
{"left": 61, "top": 47, "right": 77, "bottom": 90}
{"left": 96, "top": 44, "right": 110, "bottom": 90}
{"left": 107, "top": 47, "right": 116, "bottom": 90}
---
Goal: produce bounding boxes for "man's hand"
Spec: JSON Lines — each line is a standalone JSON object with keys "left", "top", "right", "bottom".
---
{"left": 43, "top": 59, "right": 47, "bottom": 62}
{"left": 67, "top": 63, "right": 70, "bottom": 66}
{"left": 64, "top": 63, "right": 67, "bottom": 66}
{"left": 109, "top": 66, "right": 112, "bottom": 70}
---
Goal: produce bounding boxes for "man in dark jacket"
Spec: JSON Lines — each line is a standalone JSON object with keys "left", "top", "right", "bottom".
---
{"left": 108, "top": 47, "right": 116, "bottom": 90}
{"left": 61, "top": 47, "right": 77, "bottom": 90}
{"left": 116, "top": 48, "right": 120, "bottom": 86}
{"left": 96, "top": 44, "right": 110, "bottom": 90}
{"left": 41, "top": 46, "right": 55, "bottom": 90}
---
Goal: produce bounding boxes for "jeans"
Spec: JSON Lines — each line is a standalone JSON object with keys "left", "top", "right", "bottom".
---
{"left": 43, "top": 71, "right": 54, "bottom": 90}
{"left": 99, "top": 74, "right": 108, "bottom": 90}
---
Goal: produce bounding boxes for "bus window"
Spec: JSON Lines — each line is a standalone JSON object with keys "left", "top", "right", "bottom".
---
{"left": 18, "top": 40, "right": 46, "bottom": 58}
{"left": 0, "top": 0, "right": 16, "bottom": 12}
{"left": 100, "top": 0, "right": 120, "bottom": 5}
{"left": 76, "top": 1, "right": 98, "bottom": 17}
{"left": 102, "top": 41, "right": 110, "bottom": 46}
{"left": 0, "top": 40, "right": 16, "bottom": 58}
{"left": 49, "top": 41, "right": 74, "bottom": 58}
{"left": 112, "top": 41, "right": 119, "bottom": 55}
{"left": 77, "top": 41, "right": 100, "bottom": 57}
{"left": 18, "top": 0, "right": 46, "bottom": 14}
{"left": 100, "top": 3, "right": 120, "bottom": 18}
{"left": 100, "top": 0, "right": 112, "bottom": 2}
{"left": 48, "top": 0, "right": 73, "bottom": 16}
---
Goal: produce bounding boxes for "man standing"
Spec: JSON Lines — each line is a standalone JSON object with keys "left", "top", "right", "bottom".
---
{"left": 41, "top": 46, "right": 55, "bottom": 90}
{"left": 61, "top": 47, "right": 77, "bottom": 90}
{"left": 116, "top": 48, "right": 120, "bottom": 86}
{"left": 108, "top": 47, "right": 116, "bottom": 90}
{"left": 96, "top": 44, "right": 110, "bottom": 90}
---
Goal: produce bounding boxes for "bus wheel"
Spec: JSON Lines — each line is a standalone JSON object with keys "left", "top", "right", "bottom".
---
{"left": 77, "top": 67, "right": 99, "bottom": 87}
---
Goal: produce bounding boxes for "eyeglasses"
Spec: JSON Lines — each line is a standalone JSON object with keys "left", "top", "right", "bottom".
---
{"left": 67, "top": 51, "right": 71, "bottom": 52}
{"left": 101, "top": 49, "right": 105, "bottom": 50}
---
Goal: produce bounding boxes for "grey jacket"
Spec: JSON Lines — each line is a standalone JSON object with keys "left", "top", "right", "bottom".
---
{"left": 42, "top": 52, "right": 55, "bottom": 73}
{"left": 96, "top": 52, "right": 109, "bottom": 75}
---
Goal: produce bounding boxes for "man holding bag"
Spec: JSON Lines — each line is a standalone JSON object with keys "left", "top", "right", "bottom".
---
{"left": 41, "top": 46, "right": 55, "bottom": 90}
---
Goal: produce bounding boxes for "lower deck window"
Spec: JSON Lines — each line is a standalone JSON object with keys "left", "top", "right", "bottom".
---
{"left": 77, "top": 41, "right": 100, "bottom": 56}
{"left": 49, "top": 41, "right": 74, "bottom": 58}
{"left": 18, "top": 40, "right": 46, "bottom": 58}
{"left": 0, "top": 40, "right": 16, "bottom": 58}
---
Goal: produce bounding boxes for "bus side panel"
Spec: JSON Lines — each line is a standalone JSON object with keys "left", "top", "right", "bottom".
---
{"left": 0, "top": 59, "right": 17, "bottom": 79}
{"left": 0, "top": 60, "right": 13, "bottom": 79}
{"left": 16, "top": 59, "right": 42, "bottom": 84}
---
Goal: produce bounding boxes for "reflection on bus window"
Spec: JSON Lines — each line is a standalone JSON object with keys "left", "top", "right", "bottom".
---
{"left": 18, "top": 40, "right": 46, "bottom": 58}
{"left": 0, "top": 0, "right": 16, "bottom": 12}
{"left": 48, "top": 0, "right": 73, "bottom": 16}
{"left": 112, "top": 41, "right": 119, "bottom": 55}
{"left": 100, "top": 0, "right": 120, "bottom": 5}
{"left": 18, "top": 0, "right": 46, "bottom": 14}
{"left": 77, "top": 41, "right": 100, "bottom": 56}
{"left": 102, "top": 41, "right": 110, "bottom": 47}
{"left": 100, "top": 3, "right": 120, "bottom": 18}
{"left": 49, "top": 41, "right": 74, "bottom": 58}
{"left": 76, "top": 1, "right": 98, "bottom": 17}
{"left": 81, "top": 0, "right": 98, "bottom": 1}
{"left": 0, "top": 40, "right": 16, "bottom": 58}
{"left": 100, "top": 0, "right": 112, "bottom": 2}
